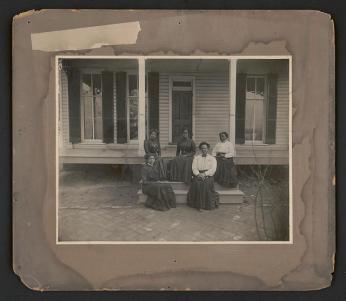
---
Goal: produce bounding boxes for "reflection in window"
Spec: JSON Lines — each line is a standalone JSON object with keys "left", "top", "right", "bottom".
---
{"left": 245, "top": 76, "right": 265, "bottom": 143}
{"left": 81, "top": 73, "right": 103, "bottom": 140}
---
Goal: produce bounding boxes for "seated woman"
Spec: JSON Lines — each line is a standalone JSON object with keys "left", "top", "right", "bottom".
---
{"left": 144, "top": 129, "right": 169, "bottom": 180}
{"left": 141, "top": 154, "right": 176, "bottom": 211}
{"left": 212, "top": 131, "right": 238, "bottom": 188}
{"left": 187, "top": 142, "right": 219, "bottom": 211}
{"left": 170, "top": 128, "right": 196, "bottom": 184}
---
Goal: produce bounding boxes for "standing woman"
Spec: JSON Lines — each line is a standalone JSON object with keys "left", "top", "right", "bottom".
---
{"left": 212, "top": 132, "right": 238, "bottom": 188}
{"left": 141, "top": 154, "right": 176, "bottom": 211}
{"left": 144, "top": 129, "right": 168, "bottom": 180}
{"left": 170, "top": 128, "right": 196, "bottom": 184}
{"left": 187, "top": 142, "right": 219, "bottom": 211}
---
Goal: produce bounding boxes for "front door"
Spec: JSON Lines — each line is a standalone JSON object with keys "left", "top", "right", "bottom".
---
{"left": 172, "top": 89, "right": 193, "bottom": 143}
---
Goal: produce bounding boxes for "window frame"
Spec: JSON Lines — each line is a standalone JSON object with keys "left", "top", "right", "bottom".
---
{"left": 79, "top": 69, "right": 104, "bottom": 144}
{"left": 244, "top": 74, "right": 268, "bottom": 145}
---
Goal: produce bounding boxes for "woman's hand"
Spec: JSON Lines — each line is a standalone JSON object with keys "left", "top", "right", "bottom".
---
{"left": 198, "top": 172, "right": 206, "bottom": 180}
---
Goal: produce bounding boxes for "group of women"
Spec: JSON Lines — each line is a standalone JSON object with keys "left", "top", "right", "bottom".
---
{"left": 141, "top": 128, "right": 238, "bottom": 212}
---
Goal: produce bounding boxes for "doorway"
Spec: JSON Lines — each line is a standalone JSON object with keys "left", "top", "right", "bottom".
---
{"left": 170, "top": 78, "right": 194, "bottom": 143}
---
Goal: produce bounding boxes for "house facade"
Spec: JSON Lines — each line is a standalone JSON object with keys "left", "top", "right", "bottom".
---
{"left": 58, "top": 57, "right": 290, "bottom": 165}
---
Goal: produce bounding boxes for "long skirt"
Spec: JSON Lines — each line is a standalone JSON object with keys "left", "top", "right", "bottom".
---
{"left": 187, "top": 176, "right": 219, "bottom": 210}
{"left": 169, "top": 156, "right": 193, "bottom": 184}
{"left": 215, "top": 157, "right": 238, "bottom": 188}
{"left": 142, "top": 183, "right": 176, "bottom": 211}
{"left": 154, "top": 158, "right": 171, "bottom": 180}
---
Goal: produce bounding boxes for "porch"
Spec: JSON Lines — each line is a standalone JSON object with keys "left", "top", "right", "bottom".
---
{"left": 60, "top": 143, "right": 289, "bottom": 165}
{"left": 58, "top": 58, "right": 289, "bottom": 165}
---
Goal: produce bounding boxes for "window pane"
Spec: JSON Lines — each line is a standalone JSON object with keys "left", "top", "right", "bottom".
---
{"left": 84, "top": 97, "right": 93, "bottom": 139}
{"left": 82, "top": 74, "right": 92, "bottom": 96}
{"left": 256, "top": 77, "right": 265, "bottom": 98}
{"left": 129, "top": 97, "right": 138, "bottom": 140}
{"left": 128, "top": 75, "right": 138, "bottom": 97}
{"left": 93, "top": 74, "right": 102, "bottom": 96}
{"left": 246, "top": 77, "right": 256, "bottom": 99}
{"left": 245, "top": 100, "right": 254, "bottom": 141}
{"left": 254, "top": 101, "right": 263, "bottom": 141}
{"left": 94, "top": 96, "right": 103, "bottom": 139}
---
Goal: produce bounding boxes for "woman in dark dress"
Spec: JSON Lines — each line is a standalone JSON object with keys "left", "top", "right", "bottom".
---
{"left": 212, "top": 132, "right": 239, "bottom": 188}
{"left": 170, "top": 128, "right": 196, "bottom": 184}
{"left": 187, "top": 142, "right": 219, "bottom": 211}
{"left": 144, "top": 129, "right": 169, "bottom": 180}
{"left": 141, "top": 154, "right": 176, "bottom": 211}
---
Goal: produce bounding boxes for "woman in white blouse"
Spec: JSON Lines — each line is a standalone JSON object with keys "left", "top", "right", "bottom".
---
{"left": 187, "top": 142, "right": 219, "bottom": 211}
{"left": 212, "top": 132, "right": 238, "bottom": 188}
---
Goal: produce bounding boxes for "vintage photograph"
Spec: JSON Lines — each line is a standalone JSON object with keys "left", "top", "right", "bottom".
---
{"left": 57, "top": 56, "right": 291, "bottom": 243}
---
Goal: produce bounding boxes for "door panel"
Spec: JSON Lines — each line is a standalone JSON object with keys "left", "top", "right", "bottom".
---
{"left": 172, "top": 90, "right": 192, "bottom": 143}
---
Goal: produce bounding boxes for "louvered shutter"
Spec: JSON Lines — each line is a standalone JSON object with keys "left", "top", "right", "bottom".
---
{"left": 102, "top": 71, "right": 114, "bottom": 143}
{"left": 67, "top": 68, "right": 81, "bottom": 143}
{"left": 265, "top": 74, "right": 278, "bottom": 144}
{"left": 116, "top": 72, "right": 127, "bottom": 143}
{"left": 235, "top": 73, "right": 246, "bottom": 144}
{"left": 148, "top": 72, "right": 159, "bottom": 133}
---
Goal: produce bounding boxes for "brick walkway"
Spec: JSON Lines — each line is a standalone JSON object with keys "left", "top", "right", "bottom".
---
{"left": 58, "top": 165, "right": 288, "bottom": 242}
{"left": 59, "top": 205, "right": 258, "bottom": 242}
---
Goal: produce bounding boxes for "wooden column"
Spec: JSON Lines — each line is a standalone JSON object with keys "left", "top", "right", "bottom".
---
{"left": 229, "top": 59, "right": 237, "bottom": 148}
{"left": 138, "top": 57, "right": 146, "bottom": 155}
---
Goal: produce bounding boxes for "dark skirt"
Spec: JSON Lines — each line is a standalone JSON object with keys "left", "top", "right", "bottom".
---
{"left": 215, "top": 157, "right": 238, "bottom": 188}
{"left": 142, "top": 183, "right": 176, "bottom": 211}
{"left": 187, "top": 176, "right": 219, "bottom": 210}
{"left": 154, "top": 158, "right": 170, "bottom": 180}
{"left": 169, "top": 155, "right": 193, "bottom": 184}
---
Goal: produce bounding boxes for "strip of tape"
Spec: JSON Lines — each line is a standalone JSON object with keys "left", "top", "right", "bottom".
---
{"left": 31, "top": 21, "right": 141, "bottom": 51}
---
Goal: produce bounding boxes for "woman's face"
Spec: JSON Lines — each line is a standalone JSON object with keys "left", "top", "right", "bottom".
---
{"left": 200, "top": 144, "right": 208, "bottom": 155}
{"left": 150, "top": 131, "right": 157, "bottom": 140}
{"left": 182, "top": 129, "right": 189, "bottom": 139}
{"left": 147, "top": 156, "right": 155, "bottom": 165}
{"left": 220, "top": 133, "right": 227, "bottom": 142}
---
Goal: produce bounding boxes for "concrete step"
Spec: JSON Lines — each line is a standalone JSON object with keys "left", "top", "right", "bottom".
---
{"left": 137, "top": 185, "right": 244, "bottom": 205}
{"left": 156, "top": 181, "right": 240, "bottom": 191}
{"left": 137, "top": 189, "right": 188, "bottom": 204}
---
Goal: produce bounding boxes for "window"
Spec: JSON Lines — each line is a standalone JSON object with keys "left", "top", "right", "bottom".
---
{"left": 245, "top": 76, "right": 266, "bottom": 143}
{"left": 127, "top": 74, "right": 138, "bottom": 141}
{"left": 81, "top": 72, "right": 103, "bottom": 141}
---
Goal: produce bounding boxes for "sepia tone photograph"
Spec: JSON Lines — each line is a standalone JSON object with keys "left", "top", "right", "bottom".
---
{"left": 12, "top": 9, "right": 334, "bottom": 291}
{"left": 56, "top": 56, "right": 291, "bottom": 243}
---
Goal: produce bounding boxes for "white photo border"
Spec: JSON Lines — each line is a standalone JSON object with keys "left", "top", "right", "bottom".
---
{"left": 55, "top": 55, "right": 293, "bottom": 245}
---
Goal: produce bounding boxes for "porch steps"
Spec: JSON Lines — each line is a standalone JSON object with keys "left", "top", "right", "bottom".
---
{"left": 137, "top": 181, "right": 244, "bottom": 204}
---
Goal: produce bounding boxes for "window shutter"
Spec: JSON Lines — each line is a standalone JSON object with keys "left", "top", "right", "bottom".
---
{"left": 67, "top": 68, "right": 81, "bottom": 143}
{"left": 235, "top": 73, "right": 246, "bottom": 144}
{"left": 102, "top": 71, "right": 114, "bottom": 143}
{"left": 265, "top": 74, "right": 278, "bottom": 144}
{"left": 115, "top": 72, "right": 127, "bottom": 143}
{"left": 148, "top": 72, "right": 159, "bottom": 133}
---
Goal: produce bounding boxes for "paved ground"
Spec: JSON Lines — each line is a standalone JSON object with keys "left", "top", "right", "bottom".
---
{"left": 58, "top": 165, "right": 289, "bottom": 242}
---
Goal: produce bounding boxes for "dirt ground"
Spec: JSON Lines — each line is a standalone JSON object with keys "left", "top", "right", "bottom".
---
{"left": 58, "top": 164, "right": 289, "bottom": 242}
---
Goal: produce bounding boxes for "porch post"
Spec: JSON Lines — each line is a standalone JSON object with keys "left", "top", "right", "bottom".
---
{"left": 138, "top": 57, "right": 146, "bottom": 155}
{"left": 229, "top": 59, "right": 237, "bottom": 148}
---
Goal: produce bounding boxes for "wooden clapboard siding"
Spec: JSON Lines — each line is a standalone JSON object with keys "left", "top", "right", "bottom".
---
{"left": 60, "top": 70, "right": 70, "bottom": 151}
{"left": 194, "top": 73, "right": 230, "bottom": 148}
{"left": 113, "top": 72, "right": 117, "bottom": 143}
{"left": 158, "top": 73, "right": 170, "bottom": 144}
{"left": 275, "top": 71, "right": 289, "bottom": 145}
